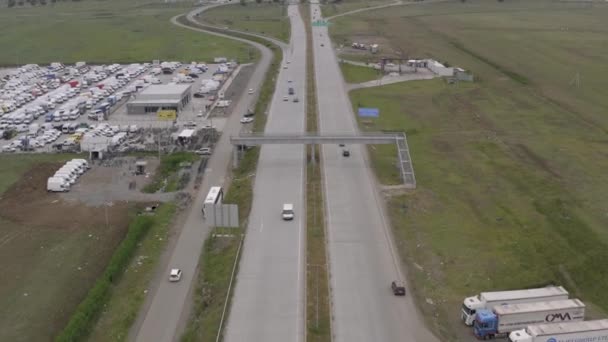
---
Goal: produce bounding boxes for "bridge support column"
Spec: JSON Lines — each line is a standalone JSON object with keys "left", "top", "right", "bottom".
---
{"left": 232, "top": 147, "right": 239, "bottom": 169}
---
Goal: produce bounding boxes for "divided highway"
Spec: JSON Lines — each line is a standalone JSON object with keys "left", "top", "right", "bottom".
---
{"left": 311, "top": 4, "right": 440, "bottom": 342}
{"left": 223, "top": 5, "right": 306, "bottom": 342}
{"left": 132, "top": 6, "right": 275, "bottom": 342}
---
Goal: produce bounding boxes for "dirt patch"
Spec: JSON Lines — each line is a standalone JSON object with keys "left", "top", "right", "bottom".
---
{"left": 512, "top": 143, "right": 561, "bottom": 179}
{"left": 0, "top": 162, "right": 133, "bottom": 230}
{"left": 0, "top": 161, "right": 149, "bottom": 341}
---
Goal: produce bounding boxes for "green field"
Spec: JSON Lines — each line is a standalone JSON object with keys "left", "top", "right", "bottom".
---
{"left": 337, "top": 0, "right": 608, "bottom": 340}
{"left": 201, "top": 3, "right": 290, "bottom": 42}
{"left": 0, "top": 154, "right": 135, "bottom": 342}
{"left": 320, "top": 0, "right": 394, "bottom": 18}
{"left": 339, "top": 62, "right": 379, "bottom": 83}
{"left": 0, "top": 0, "right": 255, "bottom": 65}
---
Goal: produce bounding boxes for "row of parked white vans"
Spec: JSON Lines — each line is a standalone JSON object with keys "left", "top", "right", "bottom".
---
{"left": 47, "top": 159, "right": 90, "bottom": 192}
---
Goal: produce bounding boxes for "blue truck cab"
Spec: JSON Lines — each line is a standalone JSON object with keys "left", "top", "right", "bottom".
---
{"left": 45, "top": 112, "right": 54, "bottom": 122}
{"left": 473, "top": 309, "right": 499, "bottom": 339}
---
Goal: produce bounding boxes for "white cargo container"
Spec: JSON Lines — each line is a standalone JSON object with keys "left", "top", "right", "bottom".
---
{"left": 461, "top": 286, "right": 569, "bottom": 325}
{"left": 474, "top": 299, "right": 585, "bottom": 339}
{"left": 509, "top": 319, "right": 608, "bottom": 342}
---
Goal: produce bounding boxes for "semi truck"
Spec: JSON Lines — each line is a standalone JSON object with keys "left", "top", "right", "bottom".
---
{"left": 509, "top": 319, "right": 608, "bottom": 342}
{"left": 462, "top": 286, "right": 569, "bottom": 325}
{"left": 474, "top": 299, "right": 585, "bottom": 340}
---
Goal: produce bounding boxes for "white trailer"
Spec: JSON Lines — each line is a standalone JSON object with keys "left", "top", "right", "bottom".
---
{"left": 509, "top": 319, "right": 608, "bottom": 342}
{"left": 462, "top": 286, "right": 569, "bottom": 325}
{"left": 474, "top": 299, "right": 586, "bottom": 339}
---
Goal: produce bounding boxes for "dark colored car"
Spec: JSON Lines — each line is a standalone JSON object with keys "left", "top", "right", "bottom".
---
{"left": 188, "top": 73, "right": 199, "bottom": 78}
{"left": 342, "top": 149, "right": 350, "bottom": 157}
{"left": 391, "top": 281, "right": 406, "bottom": 296}
{"left": 193, "top": 92, "right": 205, "bottom": 98}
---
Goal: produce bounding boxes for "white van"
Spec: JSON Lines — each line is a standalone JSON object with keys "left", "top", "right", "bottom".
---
{"left": 53, "top": 173, "right": 75, "bottom": 185}
{"left": 282, "top": 203, "right": 295, "bottom": 221}
{"left": 47, "top": 177, "right": 69, "bottom": 192}
{"left": 65, "top": 161, "right": 85, "bottom": 173}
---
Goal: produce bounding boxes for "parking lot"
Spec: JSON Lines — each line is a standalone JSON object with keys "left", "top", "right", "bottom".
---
{"left": 0, "top": 60, "right": 240, "bottom": 154}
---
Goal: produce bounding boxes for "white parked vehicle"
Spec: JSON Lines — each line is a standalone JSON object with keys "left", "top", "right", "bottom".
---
{"left": 47, "top": 177, "right": 69, "bottom": 192}
{"left": 509, "top": 319, "right": 608, "bottom": 342}
{"left": 282, "top": 203, "right": 294, "bottom": 220}
{"left": 169, "top": 268, "right": 182, "bottom": 282}
{"left": 461, "top": 286, "right": 569, "bottom": 326}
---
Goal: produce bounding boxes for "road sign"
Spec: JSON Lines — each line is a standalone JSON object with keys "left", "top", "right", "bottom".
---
{"left": 208, "top": 204, "right": 239, "bottom": 228}
{"left": 157, "top": 109, "right": 176, "bottom": 120}
{"left": 358, "top": 107, "right": 380, "bottom": 117}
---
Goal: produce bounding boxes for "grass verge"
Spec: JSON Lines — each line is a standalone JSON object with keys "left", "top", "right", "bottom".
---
{"left": 178, "top": 12, "right": 283, "bottom": 341}
{"left": 142, "top": 152, "right": 198, "bottom": 193}
{"left": 0, "top": 0, "right": 254, "bottom": 65}
{"left": 339, "top": 62, "right": 379, "bottom": 84}
{"left": 180, "top": 229, "right": 243, "bottom": 342}
{"left": 201, "top": 3, "right": 291, "bottom": 42}
{"left": 301, "top": 4, "right": 331, "bottom": 342}
{"left": 56, "top": 204, "right": 174, "bottom": 342}
{"left": 87, "top": 204, "right": 177, "bottom": 342}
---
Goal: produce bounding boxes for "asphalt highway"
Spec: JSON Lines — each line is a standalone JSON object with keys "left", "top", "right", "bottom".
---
{"left": 132, "top": 7, "right": 275, "bottom": 342}
{"left": 311, "top": 3, "right": 440, "bottom": 342}
{"left": 223, "top": 5, "right": 307, "bottom": 342}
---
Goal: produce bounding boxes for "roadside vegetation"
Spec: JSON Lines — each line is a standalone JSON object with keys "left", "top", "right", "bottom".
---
{"left": 339, "top": 62, "right": 378, "bottom": 84}
{"left": 0, "top": 0, "right": 254, "bottom": 65}
{"left": 179, "top": 13, "right": 283, "bottom": 341}
{"left": 86, "top": 204, "right": 176, "bottom": 342}
{"left": 56, "top": 204, "right": 175, "bottom": 342}
{"left": 201, "top": 3, "right": 290, "bottom": 42}
{"left": 142, "top": 152, "right": 198, "bottom": 193}
{"left": 337, "top": 1, "right": 608, "bottom": 340}
{"left": 301, "top": 5, "right": 331, "bottom": 341}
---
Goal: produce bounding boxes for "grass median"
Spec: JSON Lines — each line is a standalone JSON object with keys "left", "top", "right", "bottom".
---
{"left": 178, "top": 13, "right": 283, "bottom": 341}
{"left": 301, "top": 4, "right": 331, "bottom": 342}
{"left": 142, "top": 152, "right": 198, "bottom": 193}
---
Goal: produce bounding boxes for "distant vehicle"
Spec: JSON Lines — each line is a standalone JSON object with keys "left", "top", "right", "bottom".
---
{"left": 342, "top": 149, "right": 350, "bottom": 157}
{"left": 293, "top": 97, "right": 299, "bottom": 103}
{"left": 391, "top": 281, "right": 406, "bottom": 296}
{"left": 282, "top": 203, "right": 294, "bottom": 221}
{"left": 248, "top": 88, "right": 254, "bottom": 94}
{"left": 184, "top": 121, "right": 197, "bottom": 128}
{"left": 288, "top": 87, "right": 294, "bottom": 95}
{"left": 283, "top": 96, "right": 288, "bottom": 101}
{"left": 169, "top": 268, "right": 182, "bottom": 282}
{"left": 194, "top": 92, "right": 205, "bottom": 98}
{"left": 195, "top": 147, "right": 212, "bottom": 155}
{"left": 461, "top": 286, "right": 569, "bottom": 326}
{"left": 240, "top": 117, "right": 254, "bottom": 124}
{"left": 321, "top": 43, "right": 324, "bottom": 47}
{"left": 283, "top": 65, "right": 288, "bottom": 69}
{"left": 188, "top": 73, "right": 199, "bottom": 78}
{"left": 243, "top": 110, "right": 255, "bottom": 118}
{"left": 339, "top": 143, "right": 345, "bottom": 147}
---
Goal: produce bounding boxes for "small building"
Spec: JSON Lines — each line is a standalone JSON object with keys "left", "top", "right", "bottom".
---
{"left": 126, "top": 84, "right": 192, "bottom": 115}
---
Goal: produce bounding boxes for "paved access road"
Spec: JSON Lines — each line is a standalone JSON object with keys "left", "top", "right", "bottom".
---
{"left": 311, "top": 4, "right": 440, "bottom": 342}
{"left": 223, "top": 5, "right": 306, "bottom": 342}
{"left": 132, "top": 6, "right": 274, "bottom": 342}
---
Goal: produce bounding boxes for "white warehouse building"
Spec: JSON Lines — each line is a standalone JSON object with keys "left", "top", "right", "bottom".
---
{"left": 127, "top": 84, "right": 192, "bottom": 115}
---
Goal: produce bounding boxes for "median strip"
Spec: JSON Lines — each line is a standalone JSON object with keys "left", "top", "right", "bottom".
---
{"left": 301, "top": 4, "right": 332, "bottom": 342}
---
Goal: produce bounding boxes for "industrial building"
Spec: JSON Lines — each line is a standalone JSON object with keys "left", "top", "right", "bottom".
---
{"left": 127, "top": 84, "right": 192, "bottom": 115}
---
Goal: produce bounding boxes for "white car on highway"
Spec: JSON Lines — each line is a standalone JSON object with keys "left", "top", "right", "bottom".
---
{"left": 169, "top": 268, "right": 182, "bottom": 282}
{"left": 240, "top": 117, "right": 254, "bottom": 124}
